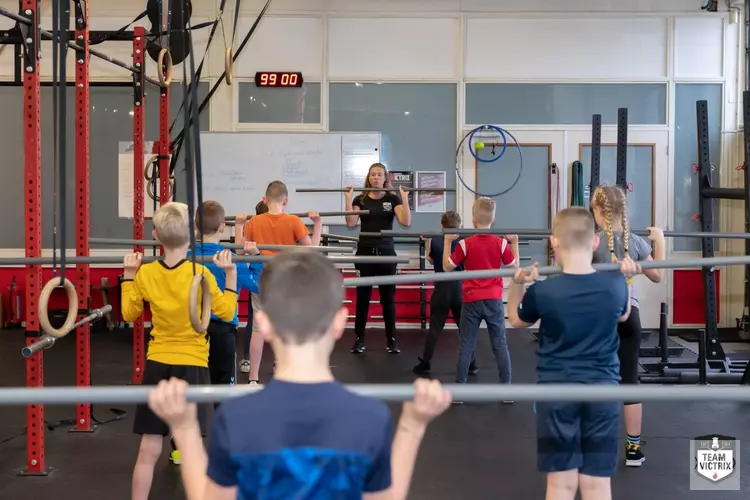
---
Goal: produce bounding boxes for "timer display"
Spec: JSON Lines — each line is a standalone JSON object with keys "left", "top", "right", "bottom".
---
{"left": 255, "top": 71, "right": 304, "bottom": 87}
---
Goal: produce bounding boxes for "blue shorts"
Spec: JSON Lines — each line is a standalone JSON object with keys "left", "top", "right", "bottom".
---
{"left": 536, "top": 401, "right": 621, "bottom": 477}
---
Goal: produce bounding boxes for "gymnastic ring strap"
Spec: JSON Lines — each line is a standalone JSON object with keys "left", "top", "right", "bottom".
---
{"left": 157, "top": 48, "right": 173, "bottom": 87}
{"left": 188, "top": 274, "right": 211, "bottom": 333}
{"left": 38, "top": 278, "right": 78, "bottom": 339}
{"left": 224, "top": 47, "right": 233, "bottom": 86}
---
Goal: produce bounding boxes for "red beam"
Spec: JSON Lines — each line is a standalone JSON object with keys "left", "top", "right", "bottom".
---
{"left": 21, "top": 0, "right": 45, "bottom": 475}
{"left": 73, "top": 0, "right": 93, "bottom": 433}
{"left": 131, "top": 27, "right": 146, "bottom": 384}
{"left": 158, "top": 66, "right": 170, "bottom": 211}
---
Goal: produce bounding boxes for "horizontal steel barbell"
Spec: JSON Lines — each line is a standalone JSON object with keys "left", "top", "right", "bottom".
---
{"left": 0, "top": 255, "right": 408, "bottom": 266}
{"left": 378, "top": 230, "right": 548, "bottom": 241}
{"left": 224, "top": 210, "right": 367, "bottom": 221}
{"left": 343, "top": 255, "right": 750, "bottom": 287}
{"left": 0, "top": 384, "right": 747, "bottom": 405}
{"left": 88, "top": 238, "right": 354, "bottom": 254}
{"left": 24, "top": 305, "right": 113, "bottom": 356}
{"left": 322, "top": 233, "right": 359, "bottom": 243}
{"left": 296, "top": 188, "right": 456, "bottom": 193}
{"left": 444, "top": 228, "right": 750, "bottom": 240}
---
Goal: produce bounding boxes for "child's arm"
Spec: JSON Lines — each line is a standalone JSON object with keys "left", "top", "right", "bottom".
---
{"left": 503, "top": 235, "right": 519, "bottom": 268}
{"left": 442, "top": 235, "right": 462, "bottom": 272}
{"left": 422, "top": 238, "right": 433, "bottom": 265}
{"left": 234, "top": 214, "right": 249, "bottom": 253}
{"left": 642, "top": 228, "right": 665, "bottom": 283}
{"left": 207, "top": 251, "right": 238, "bottom": 322}
{"left": 295, "top": 213, "right": 322, "bottom": 246}
{"left": 618, "top": 257, "right": 640, "bottom": 323}
{"left": 364, "top": 379, "right": 451, "bottom": 500}
{"left": 236, "top": 242, "right": 260, "bottom": 294}
{"left": 508, "top": 264, "right": 540, "bottom": 328}
{"left": 121, "top": 253, "right": 145, "bottom": 322}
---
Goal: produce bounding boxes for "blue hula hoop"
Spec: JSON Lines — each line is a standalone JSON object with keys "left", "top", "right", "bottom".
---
{"left": 455, "top": 125, "right": 524, "bottom": 198}
{"left": 469, "top": 125, "right": 507, "bottom": 163}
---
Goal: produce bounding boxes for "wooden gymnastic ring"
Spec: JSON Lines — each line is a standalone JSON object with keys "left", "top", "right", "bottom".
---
{"left": 188, "top": 274, "right": 211, "bottom": 334}
{"left": 38, "top": 278, "right": 78, "bottom": 339}
{"left": 157, "top": 48, "right": 173, "bottom": 87}
{"left": 224, "top": 47, "right": 233, "bottom": 86}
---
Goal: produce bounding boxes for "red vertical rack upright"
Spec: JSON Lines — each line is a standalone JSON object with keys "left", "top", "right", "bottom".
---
{"left": 131, "top": 27, "right": 146, "bottom": 384}
{"left": 73, "top": 0, "right": 93, "bottom": 433}
{"left": 158, "top": 67, "right": 170, "bottom": 209}
{"left": 21, "top": 0, "right": 45, "bottom": 475}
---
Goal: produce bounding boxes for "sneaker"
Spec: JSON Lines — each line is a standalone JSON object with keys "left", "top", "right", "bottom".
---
{"left": 386, "top": 338, "right": 400, "bottom": 354}
{"left": 248, "top": 380, "right": 259, "bottom": 385}
{"left": 169, "top": 450, "right": 181, "bottom": 465}
{"left": 412, "top": 358, "right": 431, "bottom": 376}
{"left": 351, "top": 337, "right": 365, "bottom": 354}
{"left": 468, "top": 361, "right": 479, "bottom": 375}
{"left": 239, "top": 360, "right": 250, "bottom": 373}
{"left": 625, "top": 443, "right": 645, "bottom": 467}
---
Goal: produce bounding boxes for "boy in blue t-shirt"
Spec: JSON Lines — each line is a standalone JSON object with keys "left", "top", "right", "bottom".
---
{"left": 414, "top": 211, "right": 477, "bottom": 376}
{"left": 148, "top": 250, "right": 452, "bottom": 500}
{"left": 508, "top": 207, "right": 639, "bottom": 500}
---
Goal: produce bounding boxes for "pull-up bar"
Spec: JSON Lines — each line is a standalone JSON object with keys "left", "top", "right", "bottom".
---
{"left": 391, "top": 228, "right": 750, "bottom": 240}
{"left": 377, "top": 230, "right": 548, "bottom": 241}
{"left": 343, "top": 255, "right": 750, "bottom": 287}
{"left": 0, "top": 6, "right": 163, "bottom": 87}
{"left": 0, "top": 383, "right": 746, "bottom": 405}
{"left": 296, "top": 188, "right": 456, "bottom": 193}
{"left": 224, "top": 210, "right": 368, "bottom": 221}
{"left": 0, "top": 254, "right": 409, "bottom": 266}
{"left": 88, "top": 238, "right": 355, "bottom": 253}
{"left": 23, "top": 305, "right": 112, "bottom": 357}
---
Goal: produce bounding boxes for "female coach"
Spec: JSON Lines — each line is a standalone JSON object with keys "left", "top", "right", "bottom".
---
{"left": 345, "top": 162, "right": 411, "bottom": 355}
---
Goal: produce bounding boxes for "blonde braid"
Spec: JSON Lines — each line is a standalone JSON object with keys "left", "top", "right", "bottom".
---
{"left": 601, "top": 193, "right": 617, "bottom": 263}
{"left": 619, "top": 188, "right": 630, "bottom": 259}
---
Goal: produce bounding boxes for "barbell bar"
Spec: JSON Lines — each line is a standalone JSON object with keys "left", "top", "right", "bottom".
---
{"left": 378, "top": 230, "right": 548, "bottom": 241}
{"left": 296, "top": 188, "right": 456, "bottom": 193}
{"left": 0, "top": 255, "right": 409, "bottom": 266}
{"left": 23, "top": 305, "right": 113, "bottom": 357}
{"left": 0, "top": 384, "right": 747, "bottom": 406}
{"left": 88, "top": 238, "right": 355, "bottom": 254}
{"left": 444, "top": 228, "right": 750, "bottom": 240}
{"left": 322, "top": 233, "right": 360, "bottom": 243}
{"left": 224, "top": 210, "right": 368, "bottom": 221}
{"left": 343, "top": 255, "right": 750, "bottom": 287}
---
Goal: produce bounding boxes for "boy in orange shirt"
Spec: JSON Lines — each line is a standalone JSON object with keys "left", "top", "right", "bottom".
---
{"left": 235, "top": 180, "right": 322, "bottom": 383}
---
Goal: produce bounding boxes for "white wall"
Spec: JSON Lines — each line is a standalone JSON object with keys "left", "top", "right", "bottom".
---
{"left": 0, "top": 0, "right": 743, "bottom": 328}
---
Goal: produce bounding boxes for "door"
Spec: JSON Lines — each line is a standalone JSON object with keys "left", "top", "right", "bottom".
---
{"left": 565, "top": 129, "right": 669, "bottom": 329}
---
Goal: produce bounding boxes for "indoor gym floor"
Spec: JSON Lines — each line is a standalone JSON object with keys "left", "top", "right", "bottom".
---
{"left": 0, "top": 328, "right": 748, "bottom": 500}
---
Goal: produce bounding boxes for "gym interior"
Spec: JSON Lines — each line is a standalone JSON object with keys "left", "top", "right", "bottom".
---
{"left": 0, "top": 0, "right": 749, "bottom": 498}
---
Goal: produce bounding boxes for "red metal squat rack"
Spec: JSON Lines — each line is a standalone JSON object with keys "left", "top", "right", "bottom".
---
{"left": 18, "top": 7, "right": 171, "bottom": 473}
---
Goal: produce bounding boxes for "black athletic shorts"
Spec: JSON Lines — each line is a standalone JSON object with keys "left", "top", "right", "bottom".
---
{"left": 132, "top": 360, "right": 210, "bottom": 436}
{"left": 617, "top": 305, "right": 642, "bottom": 404}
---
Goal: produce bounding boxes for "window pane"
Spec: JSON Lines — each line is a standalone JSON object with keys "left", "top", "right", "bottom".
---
{"left": 238, "top": 82, "right": 321, "bottom": 124}
{"left": 673, "top": 84, "right": 723, "bottom": 252}
{"left": 466, "top": 83, "right": 667, "bottom": 125}
{"left": 580, "top": 145, "right": 654, "bottom": 232}
{"left": 328, "top": 83, "right": 457, "bottom": 234}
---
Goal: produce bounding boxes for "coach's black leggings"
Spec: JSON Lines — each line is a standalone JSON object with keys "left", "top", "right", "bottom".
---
{"left": 618, "top": 305, "right": 642, "bottom": 405}
{"left": 354, "top": 246, "right": 398, "bottom": 340}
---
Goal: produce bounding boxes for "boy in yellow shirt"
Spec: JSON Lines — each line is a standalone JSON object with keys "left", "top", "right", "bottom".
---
{"left": 121, "top": 202, "right": 239, "bottom": 500}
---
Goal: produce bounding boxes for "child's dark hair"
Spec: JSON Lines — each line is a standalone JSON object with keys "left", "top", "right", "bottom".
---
{"left": 196, "top": 200, "right": 225, "bottom": 235}
{"left": 259, "top": 251, "right": 344, "bottom": 344}
{"left": 440, "top": 211, "right": 461, "bottom": 229}
{"left": 256, "top": 201, "right": 269, "bottom": 215}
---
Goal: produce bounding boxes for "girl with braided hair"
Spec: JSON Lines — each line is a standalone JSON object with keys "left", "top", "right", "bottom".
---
{"left": 591, "top": 185, "right": 666, "bottom": 468}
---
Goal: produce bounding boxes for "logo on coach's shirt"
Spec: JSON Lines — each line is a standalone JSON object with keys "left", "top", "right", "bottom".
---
{"left": 383, "top": 202, "right": 392, "bottom": 211}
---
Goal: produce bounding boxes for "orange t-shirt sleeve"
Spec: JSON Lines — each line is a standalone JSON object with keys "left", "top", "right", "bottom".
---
{"left": 244, "top": 219, "right": 254, "bottom": 241}
{"left": 293, "top": 216, "right": 310, "bottom": 243}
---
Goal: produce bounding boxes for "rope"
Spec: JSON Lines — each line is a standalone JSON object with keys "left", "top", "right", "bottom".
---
{"left": 169, "top": 0, "right": 274, "bottom": 177}
{"left": 454, "top": 125, "right": 524, "bottom": 198}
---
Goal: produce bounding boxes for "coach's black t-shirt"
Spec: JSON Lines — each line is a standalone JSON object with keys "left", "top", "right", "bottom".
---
{"left": 352, "top": 192, "right": 402, "bottom": 249}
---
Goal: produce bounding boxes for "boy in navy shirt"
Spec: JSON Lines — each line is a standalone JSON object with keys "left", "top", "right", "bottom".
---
{"left": 508, "top": 207, "right": 639, "bottom": 500}
{"left": 414, "top": 211, "right": 477, "bottom": 376}
{"left": 443, "top": 198, "right": 518, "bottom": 394}
{"left": 148, "top": 250, "right": 452, "bottom": 500}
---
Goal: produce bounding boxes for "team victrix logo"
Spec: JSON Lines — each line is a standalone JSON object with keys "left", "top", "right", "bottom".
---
{"left": 382, "top": 202, "right": 392, "bottom": 211}
{"left": 694, "top": 435, "right": 737, "bottom": 483}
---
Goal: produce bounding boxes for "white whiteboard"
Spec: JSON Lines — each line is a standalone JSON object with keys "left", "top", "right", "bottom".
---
{"left": 118, "top": 133, "right": 380, "bottom": 224}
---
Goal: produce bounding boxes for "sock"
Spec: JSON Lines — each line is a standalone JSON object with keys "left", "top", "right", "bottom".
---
{"left": 627, "top": 434, "right": 641, "bottom": 447}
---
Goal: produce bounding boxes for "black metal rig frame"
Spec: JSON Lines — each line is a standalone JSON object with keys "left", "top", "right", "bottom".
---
{"left": 641, "top": 99, "right": 750, "bottom": 385}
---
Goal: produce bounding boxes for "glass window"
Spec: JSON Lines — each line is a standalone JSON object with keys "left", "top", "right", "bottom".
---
{"left": 328, "top": 83, "right": 457, "bottom": 235}
{"left": 673, "top": 84, "right": 723, "bottom": 252}
{"left": 238, "top": 82, "right": 321, "bottom": 124}
{"left": 466, "top": 83, "right": 667, "bottom": 125}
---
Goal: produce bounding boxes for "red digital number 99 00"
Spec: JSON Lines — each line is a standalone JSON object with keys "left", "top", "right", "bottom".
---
{"left": 255, "top": 72, "right": 304, "bottom": 88}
